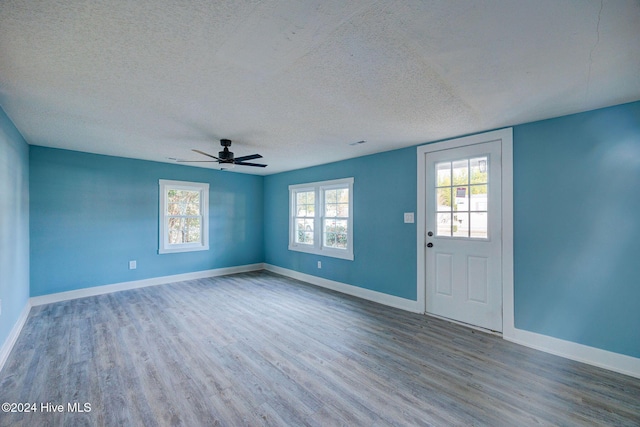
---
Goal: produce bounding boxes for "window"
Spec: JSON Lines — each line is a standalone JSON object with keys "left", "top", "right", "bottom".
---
{"left": 435, "top": 156, "right": 488, "bottom": 238}
{"left": 159, "top": 180, "right": 209, "bottom": 254}
{"left": 289, "top": 178, "right": 354, "bottom": 260}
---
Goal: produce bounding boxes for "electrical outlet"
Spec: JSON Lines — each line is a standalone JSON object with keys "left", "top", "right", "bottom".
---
{"left": 129, "top": 260, "right": 137, "bottom": 270}
{"left": 317, "top": 261, "right": 322, "bottom": 269}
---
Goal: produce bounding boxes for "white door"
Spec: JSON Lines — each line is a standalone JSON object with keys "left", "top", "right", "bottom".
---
{"left": 425, "top": 139, "right": 502, "bottom": 331}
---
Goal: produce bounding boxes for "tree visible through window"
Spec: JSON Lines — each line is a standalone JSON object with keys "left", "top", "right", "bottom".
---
{"left": 159, "top": 180, "right": 209, "bottom": 254}
{"left": 294, "top": 190, "right": 315, "bottom": 245}
{"left": 323, "top": 188, "right": 349, "bottom": 249}
{"left": 167, "top": 189, "right": 202, "bottom": 244}
{"left": 289, "top": 178, "right": 354, "bottom": 260}
{"left": 435, "top": 156, "right": 488, "bottom": 238}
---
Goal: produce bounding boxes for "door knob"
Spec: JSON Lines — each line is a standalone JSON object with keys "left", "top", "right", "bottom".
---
{"left": 427, "top": 243, "right": 433, "bottom": 248}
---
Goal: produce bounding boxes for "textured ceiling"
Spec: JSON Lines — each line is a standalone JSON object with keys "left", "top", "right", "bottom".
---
{"left": 1, "top": 0, "right": 639, "bottom": 175}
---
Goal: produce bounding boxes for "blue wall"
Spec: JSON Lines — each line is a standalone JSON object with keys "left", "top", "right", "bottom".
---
{"left": 0, "top": 107, "right": 30, "bottom": 350}
{"left": 264, "top": 147, "right": 417, "bottom": 300}
{"left": 513, "top": 101, "right": 640, "bottom": 358}
{"left": 30, "top": 147, "right": 264, "bottom": 296}
{"left": 265, "top": 101, "right": 640, "bottom": 359}
{"left": 5, "top": 99, "right": 640, "bottom": 361}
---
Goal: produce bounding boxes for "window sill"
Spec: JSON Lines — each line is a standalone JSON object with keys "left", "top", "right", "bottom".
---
{"left": 288, "top": 244, "right": 354, "bottom": 261}
{"left": 159, "top": 244, "right": 209, "bottom": 255}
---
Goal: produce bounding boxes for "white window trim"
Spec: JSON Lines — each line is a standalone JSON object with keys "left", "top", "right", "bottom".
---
{"left": 159, "top": 179, "right": 209, "bottom": 254}
{"left": 288, "top": 177, "right": 354, "bottom": 260}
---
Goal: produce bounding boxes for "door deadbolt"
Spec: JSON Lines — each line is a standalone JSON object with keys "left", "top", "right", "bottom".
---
{"left": 427, "top": 231, "right": 433, "bottom": 237}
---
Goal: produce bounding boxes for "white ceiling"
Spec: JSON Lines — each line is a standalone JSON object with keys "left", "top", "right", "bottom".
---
{"left": 1, "top": 0, "right": 639, "bottom": 175}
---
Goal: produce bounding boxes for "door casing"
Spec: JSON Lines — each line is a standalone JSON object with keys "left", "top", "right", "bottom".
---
{"left": 417, "top": 128, "right": 514, "bottom": 333}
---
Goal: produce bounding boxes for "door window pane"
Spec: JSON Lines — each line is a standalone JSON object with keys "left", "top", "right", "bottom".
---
{"left": 437, "top": 162, "right": 451, "bottom": 187}
{"left": 454, "top": 186, "right": 468, "bottom": 211}
{"left": 470, "top": 185, "right": 487, "bottom": 211}
{"left": 470, "top": 212, "right": 488, "bottom": 238}
{"left": 437, "top": 188, "right": 452, "bottom": 211}
{"left": 437, "top": 213, "right": 451, "bottom": 236}
{"left": 435, "top": 157, "right": 488, "bottom": 239}
{"left": 452, "top": 160, "right": 468, "bottom": 185}
{"left": 452, "top": 212, "right": 468, "bottom": 237}
{"left": 470, "top": 157, "right": 488, "bottom": 184}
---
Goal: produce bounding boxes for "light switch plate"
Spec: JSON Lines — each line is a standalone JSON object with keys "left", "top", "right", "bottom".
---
{"left": 404, "top": 212, "right": 415, "bottom": 223}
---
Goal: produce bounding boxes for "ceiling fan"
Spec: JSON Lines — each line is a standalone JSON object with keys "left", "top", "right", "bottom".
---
{"left": 178, "top": 139, "right": 266, "bottom": 170}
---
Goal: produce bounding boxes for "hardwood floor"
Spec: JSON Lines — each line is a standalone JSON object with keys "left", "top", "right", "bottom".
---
{"left": 1, "top": 271, "right": 638, "bottom": 426}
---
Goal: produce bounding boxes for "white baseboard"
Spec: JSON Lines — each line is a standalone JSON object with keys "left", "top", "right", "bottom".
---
{"left": 13, "top": 262, "right": 640, "bottom": 380}
{"left": 504, "top": 326, "right": 640, "bottom": 379}
{"left": 30, "top": 263, "right": 265, "bottom": 306}
{"left": 263, "top": 263, "right": 422, "bottom": 313}
{"left": 0, "top": 301, "right": 32, "bottom": 374}
{"left": 266, "top": 264, "right": 639, "bottom": 379}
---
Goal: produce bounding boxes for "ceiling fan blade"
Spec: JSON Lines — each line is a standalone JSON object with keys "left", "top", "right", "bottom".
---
{"left": 176, "top": 160, "right": 218, "bottom": 162}
{"left": 192, "top": 149, "right": 220, "bottom": 160}
{"left": 234, "top": 161, "right": 267, "bottom": 167}
{"left": 234, "top": 153, "right": 262, "bottom": 162}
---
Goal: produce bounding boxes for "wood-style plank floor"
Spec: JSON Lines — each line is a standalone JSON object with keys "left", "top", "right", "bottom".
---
{"left": 1, "top": 271, "right": 639, "bottom": 426}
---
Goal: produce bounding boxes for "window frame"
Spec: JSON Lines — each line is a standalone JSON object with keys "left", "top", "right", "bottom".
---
{"left": 159, "top": 179, "right": 210, "bottom": 254}
{"left": 288, "top": 177, "right": 354, "bottom": 260}
{"left": 434, "top": 155, "right": 490, "bottom": 240}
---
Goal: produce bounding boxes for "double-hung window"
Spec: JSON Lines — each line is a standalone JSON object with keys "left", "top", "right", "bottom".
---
{"left": 289, "top": 178, "right": 354, "bottom": 260}
{"left": 159, "top": 179, "right": 209, "bottom": 254}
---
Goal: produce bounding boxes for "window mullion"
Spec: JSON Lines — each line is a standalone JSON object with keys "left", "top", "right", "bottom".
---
{"left": 316, "top": 186, "right": 322, "bottom": 250}
{"left": 159, "top": 180, "right": 209, "bottom": 254}
{"left": 288, "top": 178, "right": 353, "bottom": 260}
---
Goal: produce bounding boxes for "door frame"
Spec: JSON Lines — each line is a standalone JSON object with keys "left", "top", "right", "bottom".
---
{"left": 416, "top": 128, "right": 514, "bottom": 334}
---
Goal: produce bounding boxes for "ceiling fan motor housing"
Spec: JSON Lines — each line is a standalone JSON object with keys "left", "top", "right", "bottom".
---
{"left": 219, "top": 139, "right": 234, "bottom": 162}
{"left": 218, "top": 147, "right": 234, "bottom": 161}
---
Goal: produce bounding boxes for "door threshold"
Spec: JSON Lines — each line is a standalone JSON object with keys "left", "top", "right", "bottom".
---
{"left": 424, "top": 312, "right": 503, "bottom": 337}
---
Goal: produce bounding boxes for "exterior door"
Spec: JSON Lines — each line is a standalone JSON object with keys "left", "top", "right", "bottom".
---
{"left": 425, "top": 139, "right": 502, "bottom": 331}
